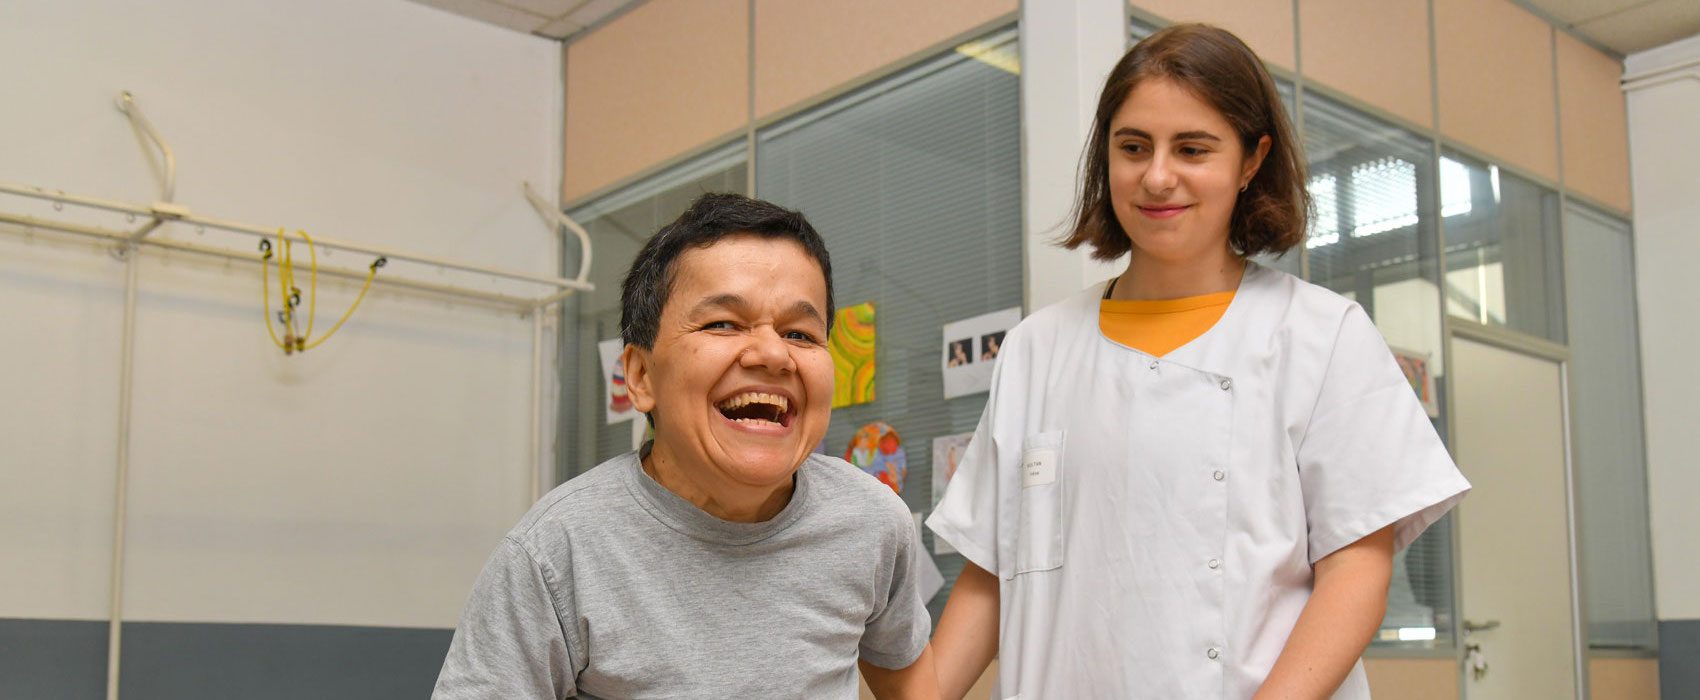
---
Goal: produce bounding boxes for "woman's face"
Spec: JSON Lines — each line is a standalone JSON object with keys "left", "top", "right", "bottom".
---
{"left": 1106, "top": 77, "right": 1269, "bottom": 265}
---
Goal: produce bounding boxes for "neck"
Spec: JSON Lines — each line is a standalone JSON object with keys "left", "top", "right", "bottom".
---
{"left": 642, "top": 441, "right": 795, "bottom": 523}
{"left": 1111, "top": 246, "right": 1246, "bottom": 301}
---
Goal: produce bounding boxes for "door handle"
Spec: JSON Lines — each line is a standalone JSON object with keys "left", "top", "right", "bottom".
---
{"left": 1463, "top": 619, "right": 1501, "bottom": 634}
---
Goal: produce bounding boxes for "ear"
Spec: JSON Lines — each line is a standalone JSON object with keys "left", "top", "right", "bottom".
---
{"left": 1241, "top": 134, "right": 1273, "bottom": 190}
{"left": 622, "top": 344, "right": 657, "bottom": 415}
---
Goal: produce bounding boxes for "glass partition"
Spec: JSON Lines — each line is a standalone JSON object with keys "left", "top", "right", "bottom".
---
{"left": 756, "top": 27, "right": 1022, "bottom": 619}
{"left": 1301, "top": 89, "right": 1455, "bottom": 649}
{"left": 558, "top": 145, "right": 747, "bottom": 480}
{"left": 1440, "top": 151, "right": 1566, "bottom": 342}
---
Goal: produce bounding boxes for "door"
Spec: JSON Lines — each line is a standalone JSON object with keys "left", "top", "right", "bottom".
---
{"left": 1451, "top": 332, "right": 1583, "bottom": 699}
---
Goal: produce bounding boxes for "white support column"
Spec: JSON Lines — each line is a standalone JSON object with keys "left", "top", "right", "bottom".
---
{"left": 1625, "top": 33, "right": 1700, "bottom": 625}
{"left": 1018, "top": 0, "right": 1130, "bottom": 312}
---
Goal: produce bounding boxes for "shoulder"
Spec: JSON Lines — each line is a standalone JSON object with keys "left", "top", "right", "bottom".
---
{"left": 1250, "top": 263, "right": 1357, "bottom": 323}
{"left": 1008, "top": 284, "right": 1100, "bottom": 344}
{"left": 506, "top": 452, "right": 638, "bottom": 553}
{"left": 1240, "top": 264, "right": 1367, "bottom": 354}
{"left": 802, "top": 454, "right": 913, "bottom": 536}
{"left": 1263, "top": 267, "right": 1388, "bottom": 359}
{"left": 992, "top": 284, "right": 1103, "bottom": 374}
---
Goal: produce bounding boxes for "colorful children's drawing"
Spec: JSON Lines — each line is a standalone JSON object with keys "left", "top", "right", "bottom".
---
{"left": 830, "top": 302, "right": 876, "bottom": 408}
{"left": 608, "top": 359, "right": 632, "bottom": 414}
{"left": 1391, "top": 346, "right": 1440, "bottom": 419}
{"left": 598, "top": 337, "right": 640, "bottom": 425}
{"left": 930, "top": 432, "right": 973, "bottom": 554}
{"left": 845, "top": 421, "right": 906, "bottom": 495}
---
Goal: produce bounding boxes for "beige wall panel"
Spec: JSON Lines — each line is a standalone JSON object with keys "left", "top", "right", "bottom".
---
{"left": 1364, "top": 657, "right": 1458, "bottom": 700}
{"left": 1131, "top": 0, "right": 1295, "bottom": 69}
{"left": 1589, "top": 657, "right": 1660, "bottom": 699}
{"left": 564, "top": 0, "right": 748, "bottom": 202}
{"left": 753, "top": 0, "right": 1015, "bottom": 119}
{"left": 1299, "top": 0, "right": 1431, "bottom": 128}
{"left": 1434, "top": 0, "right": 1559, "bottom": 181}
{"left": 1557, "top": 32, "right": 1632, "bottom": 212}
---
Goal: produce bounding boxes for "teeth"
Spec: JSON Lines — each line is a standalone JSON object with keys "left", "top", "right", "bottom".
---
{"left": 716, "top": 392, "right": 789, "bottom": 413}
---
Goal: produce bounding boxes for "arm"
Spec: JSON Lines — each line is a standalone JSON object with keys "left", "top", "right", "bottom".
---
{"left": 931, "top": 561, "right": 1000, "bottom": 700}
{"left": 861, "top": 645, "right": 940, "bottom": 699}
{"left": 433, "top": 538, "right": 576, "bottom": 699}
{"left": 1252, "top": 525, "right": 1395, "bottom": 700}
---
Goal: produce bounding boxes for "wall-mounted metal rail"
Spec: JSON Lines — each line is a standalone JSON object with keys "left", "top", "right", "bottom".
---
{"left": 0, "top": 94, "right": 595, "bottom": 312}
{"left": 0, "top": 92, "right": 591, "bottom": 700}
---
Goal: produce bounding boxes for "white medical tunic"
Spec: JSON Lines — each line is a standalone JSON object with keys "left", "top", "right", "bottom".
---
{"left": 928, "top": 263, "right": 1470, "bottom": 699}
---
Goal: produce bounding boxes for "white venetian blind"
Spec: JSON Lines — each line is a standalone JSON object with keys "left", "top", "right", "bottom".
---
{"left": 755, "top": 27, "right": 1023, "bottom": 618}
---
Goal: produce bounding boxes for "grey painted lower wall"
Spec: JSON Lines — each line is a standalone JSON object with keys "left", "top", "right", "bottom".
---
{"left": 0, "top": 618, "right": 453, "bottom": 700}
{"left": 0, "top": 618, "right": 108, "bottom": 698}
{"left": 1662, "top": 619, "right": 1699, "bottom": 700}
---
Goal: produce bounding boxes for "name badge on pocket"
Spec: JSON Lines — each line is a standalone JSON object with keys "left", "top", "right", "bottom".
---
{"left": 1022, "top": 448, "right": 1057, "bottom": 488}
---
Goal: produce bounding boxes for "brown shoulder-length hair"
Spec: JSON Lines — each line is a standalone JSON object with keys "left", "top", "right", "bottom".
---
{"left": 1063, "top": 24, "right": 1309, "bottom": 260}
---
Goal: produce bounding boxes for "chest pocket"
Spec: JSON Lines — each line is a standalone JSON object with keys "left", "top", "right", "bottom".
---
{"left": 1014, "top": 429, "right": 1065, "bottom": 575}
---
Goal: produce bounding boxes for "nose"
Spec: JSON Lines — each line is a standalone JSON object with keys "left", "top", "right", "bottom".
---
{"left": 740, "top": 326, "right": 796, "bottom": 374}
{"left": 1142, "top": 151, "right": 1177, "bottom": 195}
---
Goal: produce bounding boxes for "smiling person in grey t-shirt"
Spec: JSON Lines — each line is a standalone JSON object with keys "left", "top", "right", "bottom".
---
{"left": 433, "top": 193, "right": 937, "bottom": 700}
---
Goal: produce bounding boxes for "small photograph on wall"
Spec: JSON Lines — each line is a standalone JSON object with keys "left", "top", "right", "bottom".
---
{"left": 598, "top": 337, "right": 641, "bottom": 425}
{"left": 946, "top": 338, "right": 972, "bottom": 368}
{"left": 979, "top": 331, "right": 1006, "bottom": 362}
{"left": 942, "top": 307, "right": 1021, "bottom": 399}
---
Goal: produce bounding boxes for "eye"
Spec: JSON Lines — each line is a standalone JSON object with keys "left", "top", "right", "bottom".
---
{"left": 784, "top": 330, "right": 821, "bottom": 344}
{"left": 1179, "top": 145, "right": 1211, "bottom": 157}
{"left": 1119, "top": 142, "right": 1147, "bottom": 155}
{"left": 701, "top": 320, "right": 737, "bottom": 332}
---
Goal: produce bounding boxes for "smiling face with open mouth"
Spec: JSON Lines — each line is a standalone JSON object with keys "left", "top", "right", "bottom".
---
{"left": 623, "top": 234, "right": 832, "bottom": 516}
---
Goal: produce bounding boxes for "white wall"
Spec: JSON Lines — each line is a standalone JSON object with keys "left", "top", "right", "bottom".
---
{"left": 0, "top": 0, "right": 560, "bottom": 629}
{"left": 1625, "top": 32, "right": 1700, "bottom": 621}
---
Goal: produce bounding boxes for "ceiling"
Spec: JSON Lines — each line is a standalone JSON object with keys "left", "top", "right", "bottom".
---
{"left": 1518, "top": 0, "right": 1700, "bottom": 56}
{"left": 407, "top": 0, "right": 1699, "bottom": 57}
{"left": 404, "top": 0, "right": 641, "bottom": 41}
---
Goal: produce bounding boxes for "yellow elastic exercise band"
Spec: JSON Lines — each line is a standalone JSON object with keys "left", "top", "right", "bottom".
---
{"left": 260, "top": 228, "right": 383, "bottom": 354}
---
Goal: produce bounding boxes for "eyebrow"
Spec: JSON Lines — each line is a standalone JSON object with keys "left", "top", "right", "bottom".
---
{"left": 688, "top": 294, "right": 826, "bottom": 326}
{"left": 788, "top": 300, "right": 827, "bottom": 326}
{"left": 1111, "top": 127, "right": 1223, "bottom": 142}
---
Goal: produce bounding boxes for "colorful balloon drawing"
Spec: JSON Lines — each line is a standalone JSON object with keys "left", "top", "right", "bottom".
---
{"left": 829, "top": 302, "right": 876, "bottom": 408}
{"left": 845, "top": 421, "right": 906, "bottom": 495}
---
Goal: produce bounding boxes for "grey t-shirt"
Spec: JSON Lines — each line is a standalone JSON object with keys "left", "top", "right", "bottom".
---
{"left": 433, "top": 450, "right": 930, "bottom": 699}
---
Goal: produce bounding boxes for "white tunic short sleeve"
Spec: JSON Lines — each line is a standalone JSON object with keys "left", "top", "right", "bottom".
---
{"left": 926, "top": 348, "right": 1011, "bottom": 579}
{"left": 1296, "top": 305, "right": 1471, "bottom": 561}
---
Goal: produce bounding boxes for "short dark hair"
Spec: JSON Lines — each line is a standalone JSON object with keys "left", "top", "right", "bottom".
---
{"left": 620, "top": 193, "right": 834, "bottom": 350}
{"left": 1063, "top": 23, "right": 1310, "bottom": 260}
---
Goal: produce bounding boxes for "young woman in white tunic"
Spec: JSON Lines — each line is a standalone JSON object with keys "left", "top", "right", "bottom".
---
{"left": 927, "top": 24, "right": 1470, "bottom": 699}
